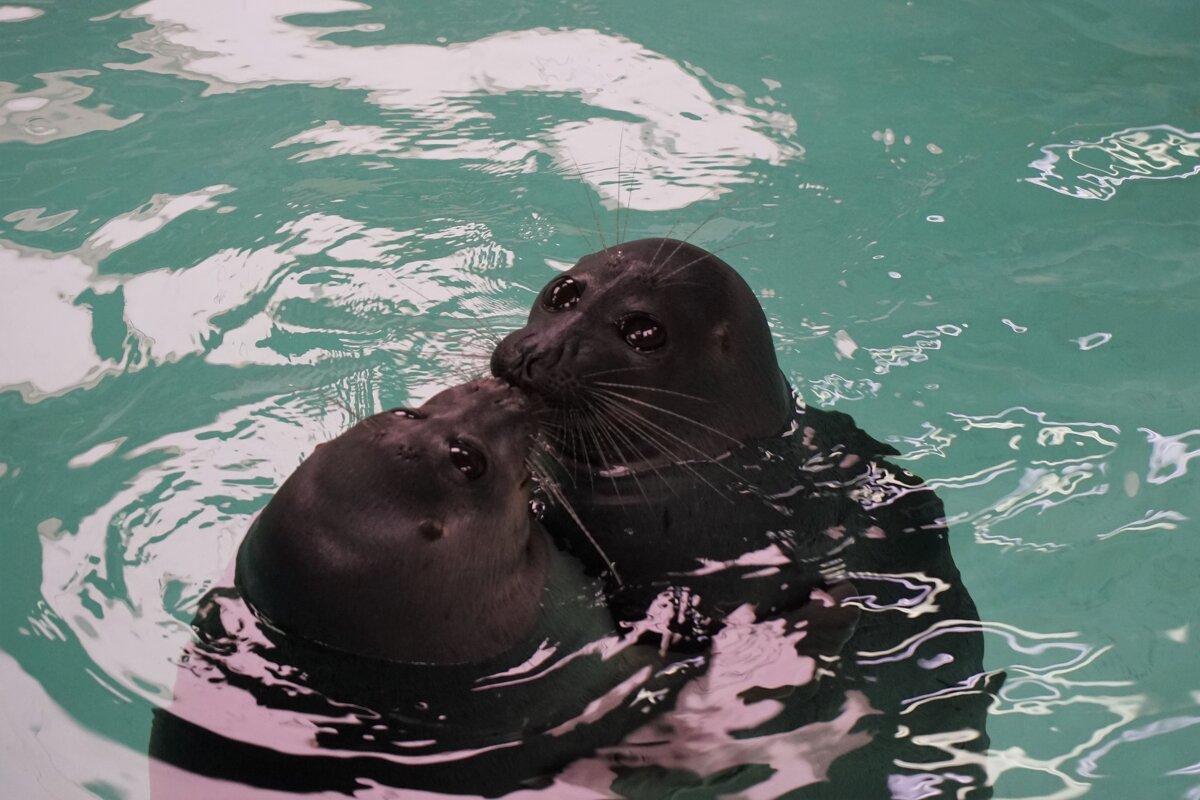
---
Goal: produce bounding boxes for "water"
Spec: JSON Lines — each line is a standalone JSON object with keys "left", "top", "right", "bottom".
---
{"left": 2, "top": 0, "right": 1198, "bottom": 797}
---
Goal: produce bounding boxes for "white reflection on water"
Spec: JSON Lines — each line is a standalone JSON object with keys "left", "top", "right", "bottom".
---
{"left": 1027, "top": 124, "right": 1200, "bottom": 201}
{"left": 928, "top": 408, "right": 1121, "bottom": 551}
{"left": 0, "top": 190, "right": 522, "bottom": 401}
{"left": 113, "top": 0, "right": 799, "bottom": 210}
{"left": 1140, "top": 426, "right": 1200, "bottom": 486}
{"left": 36, "top": 390, "right": 351, "bottom": 700}
{"left": 0, "top": 650, "right": 149, "bottom": 800}
{"left": 0, "top": 70, "right": 142, "bottom": 144}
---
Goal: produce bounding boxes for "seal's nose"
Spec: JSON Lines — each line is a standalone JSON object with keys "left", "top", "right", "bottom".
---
{"left": 490, "top": 330, "right": 526, "bottom": 386}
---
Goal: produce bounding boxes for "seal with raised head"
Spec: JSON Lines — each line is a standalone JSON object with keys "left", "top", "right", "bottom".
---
{"left": 235, "top": 377, "right": 547, "bottom": 665}
{"left": 490, "top": 238, "right": 920, "bottom": 616}
{"left": 150, "top": 378, "right": 703, "bottom": 797}
{"left": 490, "top": 238, "right": 996, "bottom": 797}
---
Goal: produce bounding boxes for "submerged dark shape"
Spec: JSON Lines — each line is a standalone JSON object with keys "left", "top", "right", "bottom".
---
{"left": 492, "top": 238, "right": 999, "bottom": 797}
{"left": 149, "top": 379, "right": 703, "bottom": 797}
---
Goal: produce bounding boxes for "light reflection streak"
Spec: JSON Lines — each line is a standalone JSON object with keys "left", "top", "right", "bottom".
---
{"left": 911, "top": 408, "right": 1128, "bottom": 551}
{"left": 114, "top": 0, "right": 799, "bottom": 211}
{"left": 1077, "top": 715, "right": 1200, "bottom": 778}
{"left": 1140, "top": 426, "right": 1200, "bottom": 485}
{"left": 1027, "top": 124, "right": 1200, "bottom": 200}
{"left": 877, "top": 616, "right": 1146, "bottom": 800}
{"left": 1096, "top": 509, "right": 1187, "bottom": 540}
{"left": 0, "top": 195, "right": 522, "bottom": 401}
{"left": 842, "top": 571, "right": 950, "bottom": 619}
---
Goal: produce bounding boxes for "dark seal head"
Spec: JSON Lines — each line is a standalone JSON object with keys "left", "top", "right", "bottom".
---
{"left": 491, "top": 238, "right": 791, "bottom": 465}
{"left": 234, "top": 378, "right": 547, "bottom": 665}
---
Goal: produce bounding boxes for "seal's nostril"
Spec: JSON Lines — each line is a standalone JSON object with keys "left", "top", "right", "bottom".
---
{"left": 519, "top": 355, "right": 540, "bottom": 384}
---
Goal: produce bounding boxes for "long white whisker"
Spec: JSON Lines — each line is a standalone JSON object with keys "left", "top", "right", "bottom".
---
{"left": 594, "top": 394, "right": 736, "bottom": 500}
{"left": 564, "top": 150, "right": 608, "bottom": 251}
{"left": 537, "top": 469, "right": 623, "bottom": 586}
{"left": 593, "top": 380, "right": 712, "bottom": 403}
{"left": 593, "top": 387, "right": 743, "bottom": 447}
{"left": 593, "top": 389, "right": 757, "bottom": 492}
{"left": 581, "top": 365, "right": 653, "bottom": 380}
{"left": 591, "top": 402, "right": 677, "bottom": 500}
{"left": 614, "top": 127, "right": 625, "bottom": 249}
{"left": 589, "top": 406, "right": 655, "bottom": 507}
{"left": 659, "top": 238, "right": 774, "bottom": 281}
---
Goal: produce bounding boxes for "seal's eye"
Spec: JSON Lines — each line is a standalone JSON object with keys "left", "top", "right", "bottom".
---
{"left": 448, "top": 441, "right": 487, "bottom": 480}
{"left": 617, "top": 314, "right": 666, "bottom": 351}
{"left": 542, "top": 277, "right": 582, "bottom": 312}
{"left": 389, "top": 408, "right": 424, "bottom": 419}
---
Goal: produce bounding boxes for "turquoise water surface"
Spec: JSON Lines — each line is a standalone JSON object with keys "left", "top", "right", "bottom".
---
{"left": 2, "top": 1, "right": 1199, "bottom": 798}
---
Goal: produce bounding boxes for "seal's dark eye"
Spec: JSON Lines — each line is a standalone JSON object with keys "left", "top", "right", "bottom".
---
{"left": 617, "top": 314, "right": 666, "bottom": 351}
{"left": 448, "top": 440, "right": 487, "bottom": 480}
{"left": 542, "top": 277, "right": 582, "bottom": 312}
{"left": 389, "top": 408, "right": 424, "bottom": 419}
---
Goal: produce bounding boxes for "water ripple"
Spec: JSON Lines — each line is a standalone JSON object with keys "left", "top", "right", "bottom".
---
{"left": 1027, "top": 124, "right": 1200, "bottom": 200}
{"left": 113, "top": 0, "right": 798, "bottom": 210}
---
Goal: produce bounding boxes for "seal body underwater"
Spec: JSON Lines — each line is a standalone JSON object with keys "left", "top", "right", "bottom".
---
{"left": 149, "top": 378, "right": 703, "bottom": 798}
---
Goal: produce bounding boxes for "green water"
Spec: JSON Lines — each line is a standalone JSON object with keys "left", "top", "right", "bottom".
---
{"left": 2, "top": 0, "right": 1198, "bottom": 797}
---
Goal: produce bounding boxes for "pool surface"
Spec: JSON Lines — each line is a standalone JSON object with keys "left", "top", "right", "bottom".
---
{"left": 2, "top": 1, "right": 1198, "bottom": 798}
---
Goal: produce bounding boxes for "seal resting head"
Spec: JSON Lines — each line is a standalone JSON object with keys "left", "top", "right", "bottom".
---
{"left": 235, "top": 378, "right": 547, "bottom": 665}
{"left": 490, "top": 238, "right": 791, "bottom": 466}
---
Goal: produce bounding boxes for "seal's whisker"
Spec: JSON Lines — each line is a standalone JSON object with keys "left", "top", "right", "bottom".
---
{"left": 595, "top": 396, "right": 734, "bottom": 501}
{"left": 581, "top": 409, "right": 625, "bottom": 501}
{"left": 563, "top": 149, "right": 608, "bottom": 252}
{"left": 593, "top": 393, "right": 721, "bottom": 474}
{"left": 324, "top": 393, "right": 364, "bottom": 424}
{"left": 569, "top": 408, "right": 597, "bottom": 494}
{"left": 656, "top": 194, "right": 743, "bottom": 269}
{"left": 590, "top": 392, "right": 710, "bottom": 467}
{"left": 531, "top": 433, "right": 577, "bottom": 488}
{"left": 590, "top": 402, "right": 677, "bottom": 500}
{"left": 581, "top": 366, "right": 653, "bottom": 380}
{"left": 614, "top": 127, "right": 625, "bottom": 249}
{"left": 621, "top": 140, "right": 641, "bottom": 244}
{"left": 534, "top": 464, "right": 623, "bottom": 586}
{"left": 456, "top": 329, "right": 508, "bottom": 356}
{"left": 593, "top": 380, "right": 712, "bottom": 403}
{"left": 593, "top": 399, "right": 689, "bottom": 467}
{"left": 650, "top": 185, "right": 724, "bottom": 264}
{"left": 667, "top": 199, "right": 739, "bottom": 261}
{"left": 593, "top": 390, "right": 755, "bottom": 491}
{"left": 659, "top": 237, "right": 775, "bottom": 281}
{"left": 589, "top": 408, "right": 654, "bottom": 507}
{"left": 592, "top": 387, "right": 743, "bottom": 447}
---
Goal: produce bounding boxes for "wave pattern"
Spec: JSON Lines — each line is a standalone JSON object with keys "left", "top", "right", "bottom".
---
{"left": 1027, "top": 125, "right": 1200, "bottom": 200}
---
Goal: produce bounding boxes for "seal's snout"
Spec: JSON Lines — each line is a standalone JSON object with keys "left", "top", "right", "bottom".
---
{"left": 490, "top": 331, "right": 525, "bottom": 385}
{"left": 491, "top": 332, "right": 584, "bottom": 407}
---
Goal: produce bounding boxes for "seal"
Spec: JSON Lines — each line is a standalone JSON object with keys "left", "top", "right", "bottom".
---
{"left": 150, "top": 378, "right": 706, "bottom": 797}
{"left": 490, "top": 238, "right": 996, "bottom": 797}
{"left": 487, "top": 241, "right": 993, "bottom": 796}
{"left": 234, "top": 377, "right": 546, "bottom": 664}
{"left": 490, "top": 239, "right": 913, "bottom": 615}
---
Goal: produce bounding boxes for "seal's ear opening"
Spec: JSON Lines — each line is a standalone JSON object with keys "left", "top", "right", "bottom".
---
{"left": 418, "top": 519, "right": 444, "bottom": 541}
